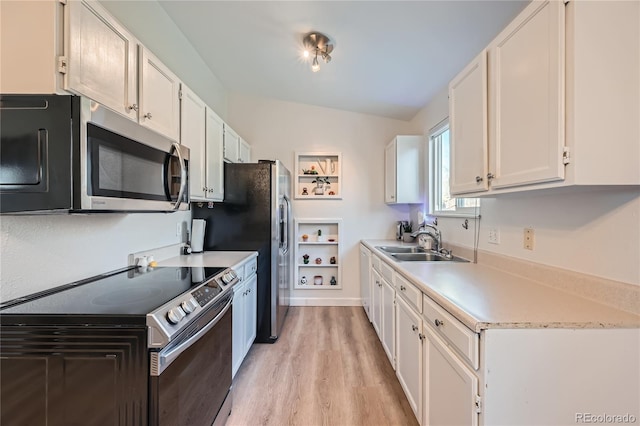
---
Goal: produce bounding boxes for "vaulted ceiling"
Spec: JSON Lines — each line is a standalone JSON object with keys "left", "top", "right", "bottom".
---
{"left": 157, "top": 1, "right": 529, "bottom": 120}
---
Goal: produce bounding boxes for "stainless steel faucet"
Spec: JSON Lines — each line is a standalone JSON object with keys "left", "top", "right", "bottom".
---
{"left": 411, "top": 223, "right": 442, "bottom": 252}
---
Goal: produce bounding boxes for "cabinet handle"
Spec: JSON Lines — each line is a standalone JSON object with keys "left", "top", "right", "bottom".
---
{"left": 144, "top": 113, "right": 152, "bottom": 119}
{"left": 434, "top": 319, "right": 444, "bottom": 327}
{"left": 487, "top": 173, "right": 495, "bottom": 181}
{"left": 419, "top": 333, "right": 425, "bottom": 341}
{"left": 390, "top": 195, "right": 395, "bottom": 199}
{"left": 475, "top": 176, "right": 483, "bottom": 183}
{"left": 400, "top": 285, "right": 406, "bottom": 291}
{"left": 127, "top": 104, "right": 138, "bottom": 112}
{"left": 411, "top": 324, "right": 418, "bottom": 332}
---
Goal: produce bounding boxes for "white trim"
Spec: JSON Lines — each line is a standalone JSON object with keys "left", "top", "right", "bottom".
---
{"left": 290, "top": 297, "right": 362, "bottom": 307}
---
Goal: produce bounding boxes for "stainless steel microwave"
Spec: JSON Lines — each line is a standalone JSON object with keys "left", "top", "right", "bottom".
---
{"left": 0, "top": 95, "right": 189, "bottom": 213}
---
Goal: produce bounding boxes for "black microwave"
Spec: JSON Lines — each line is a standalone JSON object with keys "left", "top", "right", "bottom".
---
{"left": 0, "top": 95, "right": 189, "bottom": 214}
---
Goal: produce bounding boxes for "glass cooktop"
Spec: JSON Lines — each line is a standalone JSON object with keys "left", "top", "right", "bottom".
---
{"left": 0, "top": 266, "right": 226, "bottom": 317}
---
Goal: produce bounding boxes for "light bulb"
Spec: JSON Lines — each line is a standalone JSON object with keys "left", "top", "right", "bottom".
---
{"left": 312, "top": 54, "right": 320, "bottom": 72}
{"left": 303, "top": 50, "right": 309, "bottom": 58}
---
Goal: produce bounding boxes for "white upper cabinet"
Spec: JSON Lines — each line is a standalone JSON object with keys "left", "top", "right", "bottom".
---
{"left": 385, "top": 136, "right": 424, "bottom": 204}
{"left": 180, "top": 83, "right": 225, "bottom": 202}
{"left": 223, "top": 125, "right": 240, "bottom": 163}
{"left": 449, "top": 0, "right": 639, "bottom": 196}
{"left": 449, "top": 50, "right": 488, "bottom": 195}
{"left": 488, "top": 0, "right": 565, "bottom": 189}
{"left": 239, "top": 138, "right": 251, "bottom": 163}
{"left": 139, "top": 47, "right": 181, "bottom": 142}
{"left": 180, "top": 84, "right": 207, "bottom": 200}
{"left": 65, "top": 0, "right": 138, "bottom": 121}
{"left": 205, "top": 108, "right": 225, "bottom": 201}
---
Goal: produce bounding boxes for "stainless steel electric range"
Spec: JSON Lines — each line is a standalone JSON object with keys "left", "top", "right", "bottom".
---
{"left": 0, "top": 265, "right": 239, "bottom": 426}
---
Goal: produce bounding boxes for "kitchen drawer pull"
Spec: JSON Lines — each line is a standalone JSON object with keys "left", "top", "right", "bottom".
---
{"left": 434, "top": 319, "right": 444, "bottom": 327}
{"left": 400, "top": 285, "right": 406, "bottom": 291}
{"left": 411, "top": 324, "right": 418, "bottom": 332}
{"left": 144, "top": 113, "right": 152, "bottom": 119}
{"left": 419, "top": 333, "right": 425, "bottom": 341}
{"left": 475, "top": 175, "right": 483, "bottom": 183}
{"left": 127, "top": 104, "right": 138, "bottom": 112}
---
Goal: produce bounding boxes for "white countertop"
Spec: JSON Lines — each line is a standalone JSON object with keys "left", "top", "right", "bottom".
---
{"left": 362, "top": 240, "right": 640, "bottom": 332}
{"left": 158, "top": 251, "right": 257, "bottom": 269}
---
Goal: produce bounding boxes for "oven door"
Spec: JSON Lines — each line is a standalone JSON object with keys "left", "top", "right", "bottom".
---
{"left": 149, "top": 294, "right": 232, "bottom": 426}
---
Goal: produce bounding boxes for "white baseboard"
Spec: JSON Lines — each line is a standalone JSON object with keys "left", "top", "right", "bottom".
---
{"left": 290, "top": 297, "right": 362, "bottom": 307}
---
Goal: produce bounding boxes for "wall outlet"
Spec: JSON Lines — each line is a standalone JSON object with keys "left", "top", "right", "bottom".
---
{"left": 524, "top": 228, "right": 534, "bottom": 250}
{"left": 488, "top": 227, "right": 500, "bottom": 244}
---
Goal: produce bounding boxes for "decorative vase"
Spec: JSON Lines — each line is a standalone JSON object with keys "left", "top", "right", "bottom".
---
{"left": 313, "top": 275, "right": 323, "bottom": 285}
{"left": 315, "top": 257, "right": 322, "bottom": 265}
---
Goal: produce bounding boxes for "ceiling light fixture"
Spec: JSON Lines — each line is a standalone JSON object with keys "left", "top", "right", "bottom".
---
{"left": 303, "top": 32, "right": 334, "bottom": 73}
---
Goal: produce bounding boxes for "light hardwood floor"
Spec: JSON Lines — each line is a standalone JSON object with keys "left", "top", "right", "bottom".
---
{"left": 228, "top": 306, "right": 419, "bottom": 426}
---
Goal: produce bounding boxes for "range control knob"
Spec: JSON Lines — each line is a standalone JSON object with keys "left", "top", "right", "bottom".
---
{"left": 222, "top": 272, "right": 235, "bottom": 284}
{"left": 166, "top": 307, "right": 186, "bottom": 324}
{"left": 181, "top": 298, "right": 198, "bottom": 314}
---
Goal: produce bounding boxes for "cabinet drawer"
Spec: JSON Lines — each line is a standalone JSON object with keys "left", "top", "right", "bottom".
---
{"left": 244, "top": 258, "right": 257, "bottom": 279}
{"left": 395, "top": 274, "right": 422, "bottom": 314}
{"left": 380, "top": 261, "right": 394, "bottom": 283}
{"left": 422, "top": 295, "right": 479, "bottom": 369}
{"left": 371, "top": 254, "right": 382, "bottom": 272}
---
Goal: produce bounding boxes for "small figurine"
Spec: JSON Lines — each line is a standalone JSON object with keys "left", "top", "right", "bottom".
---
{"left": 317, "top": 229, "right": 325, "bottom": 242}
{"left": 302, "top": 234, "right": 309, "bottom": 241}
{"left": 300, "top": 276, "right": 308, "bottom": 285}
{"left": 330, "top": 276, "right": 337, "bottom": 285}
{"left": 302, "top": 187, "right": 309, "bottom": 195}
{"left": 328, "top": 191, "right": 336, "bottom": 195}
{"left": 314, "top": 275, "right": 323, "bottom": 285}
{"left": 315, "top": 257, "right": 322, "bottom": 264}
{"left": 330, "top": 256, "right": 336, "bottom": 264}
{"left": 303, "top": 254, "right": 310, "bottom": 264}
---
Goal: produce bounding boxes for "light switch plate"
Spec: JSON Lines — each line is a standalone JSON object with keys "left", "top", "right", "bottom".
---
{"left": 488, "top": 228, "right": 500, "bottom": 244}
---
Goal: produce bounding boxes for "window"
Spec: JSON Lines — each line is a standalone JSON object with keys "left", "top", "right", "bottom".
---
{"left": 429, "top": 120, "right": 479, "bottom": 216}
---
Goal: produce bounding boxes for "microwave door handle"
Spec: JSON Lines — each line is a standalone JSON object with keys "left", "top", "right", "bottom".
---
{"left": 171, "top": 142, "right": 187, "bottom": 210}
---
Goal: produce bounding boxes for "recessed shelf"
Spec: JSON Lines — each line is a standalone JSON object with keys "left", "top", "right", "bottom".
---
{"left": 295, "top": 218, "right": 342, "bottom": 290}
{"left": 295, "top": 152, "right": 342, "bottom": 200}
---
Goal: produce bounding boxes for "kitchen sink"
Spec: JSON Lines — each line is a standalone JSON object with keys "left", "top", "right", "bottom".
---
{"left": 391, "top": 252, "right": 469, "bottom": 262}
{"left": 376, "top": 246, "right": 427, "bottom": 254}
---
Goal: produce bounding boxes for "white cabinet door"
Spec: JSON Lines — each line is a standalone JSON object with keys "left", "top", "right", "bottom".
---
{"left": 381, "top": 277, "right": 396, "bottom": 368}
{"left": 396, "top": 296, "right": 423, "bottom": 422}
{"left": 359, "top": 245, "right": 371, "bottom": 322}
{"left": 66, "top": 0, "right": 138, "bottom": 120}
{"left": 449, "top": 50, "right": 489, "bottom": 195}
{"left": 205, "top": 108, "right": 225, "bottom": 201}
{"left": 371, "top": 268, "right": 383, "bottom": 338}
{"left": 139, "top": 47, "right": 181, "bottom": 141}
{"left": 238, "top": 138, "right": 251, "bottom": 163}
{"left": 384, "top": 141, "right": 397, "bottom": 203}
{"left": 385, "top": 136, "right": 424, "bottom": 203}
{"left": 223, "top": 125, "right": 239, "bottom": 163}
{"left": 232, "top": 279, "right": 247, "bottom": 379}
{"left": 488, "top": 0, "right": 565, "bottom": 189}
{"left": 424, "top": 324, "right": 479, "bottom": 426}
{"left": 243, "top": 274, "right": 257, "bottom": 355}
{"left": 180, "top": 84, "right": 206, "bottom": 200}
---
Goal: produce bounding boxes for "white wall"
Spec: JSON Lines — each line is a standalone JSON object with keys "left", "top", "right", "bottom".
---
{"left": 227, "top": 93, "right": 415, "bottom": 303}
{"left": 0, "top": 212, "right": 190, "bottom": 301}
{"left": 409, "top": 88, "right": 640, "bottom": 286}
{"left": 99, "top": 0, "right": 228, "bottom": 119}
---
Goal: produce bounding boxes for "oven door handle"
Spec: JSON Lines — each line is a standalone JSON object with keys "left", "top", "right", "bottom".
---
{"left": 152, "top": 295, "right": 232, "bottom": 376}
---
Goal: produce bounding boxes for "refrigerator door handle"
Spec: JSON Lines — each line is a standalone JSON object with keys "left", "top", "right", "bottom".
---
{"left": 281, "top": 195, "right": 291, "bottom": 255}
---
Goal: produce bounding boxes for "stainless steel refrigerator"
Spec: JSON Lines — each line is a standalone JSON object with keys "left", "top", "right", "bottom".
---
{"left": 192, "top": 160, "right": 292, "bottom": 342}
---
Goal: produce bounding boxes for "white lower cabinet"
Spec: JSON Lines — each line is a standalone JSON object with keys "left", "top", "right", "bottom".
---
{"left": 232, "top": 257, "right": 258, "bottom": 379}
{"left": 359, "top": 245, "right": 372, "bottom": 321}
{"left": 395, "top": 295, "right": 423, "bottom": 422}
{"left": 381, "top": 276, "right": 395, "bottom": 368}
{"left": 371, "top": 268, "right": 382, "bottom": 337}
{"left": 424, "top": 324, "right": 479, "bottom": 426}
